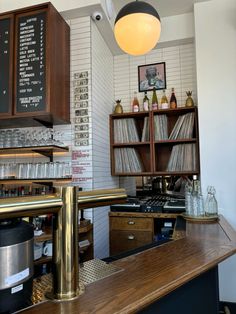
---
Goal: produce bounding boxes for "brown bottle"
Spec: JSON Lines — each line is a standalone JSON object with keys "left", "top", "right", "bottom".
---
{"left": 132, "top": 91, "right": 140, "bottom": 112}
{"left": 170, "top": 88, "right": 177, "bottom": 109}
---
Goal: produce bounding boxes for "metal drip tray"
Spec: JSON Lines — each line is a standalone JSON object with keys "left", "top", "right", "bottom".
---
{"left": 31, "top": 259, "right": 123, "bottom": 306}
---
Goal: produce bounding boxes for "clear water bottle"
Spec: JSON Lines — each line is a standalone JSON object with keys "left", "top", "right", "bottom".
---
{"left": 185, "top": 182, "right": 193, "bottom": 216}
{"left": 205, "top": 186, "right": 218, "bottom": 216}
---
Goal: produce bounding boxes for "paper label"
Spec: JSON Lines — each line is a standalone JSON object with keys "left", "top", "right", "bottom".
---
{"left": 5, "top": 268, "right": 29, "bottom": 286}
{"left": 11, "top": 284, "right": 23, "bottom": 294}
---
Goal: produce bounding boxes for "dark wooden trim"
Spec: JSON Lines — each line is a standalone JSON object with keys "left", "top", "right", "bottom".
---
{"left": 0, "top": 14, "right": 14, "bottom": 116}
{"left": 13, "top": 8, "right": 49, "bottom": 116}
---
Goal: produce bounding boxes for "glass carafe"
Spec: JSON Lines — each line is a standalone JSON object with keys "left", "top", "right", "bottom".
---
{"left": 205, "top": 186, "right": 218, "bottom": 216}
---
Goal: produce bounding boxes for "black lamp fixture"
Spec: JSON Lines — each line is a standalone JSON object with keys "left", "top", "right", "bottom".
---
{"left": 114, "top": 0, "right": 161, "bottom": 56}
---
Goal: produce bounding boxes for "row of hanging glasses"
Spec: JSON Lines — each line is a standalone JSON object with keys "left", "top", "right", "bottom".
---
{"left": 0, "top": 129, "right": 66, "bottom": 148}
{"left": 0, "top": 162, "right": 72, "bottom": 179}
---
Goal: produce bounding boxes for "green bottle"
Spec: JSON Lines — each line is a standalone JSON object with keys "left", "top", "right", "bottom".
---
{"left": 151, "top": 87, "right": 158, "bottom": 110}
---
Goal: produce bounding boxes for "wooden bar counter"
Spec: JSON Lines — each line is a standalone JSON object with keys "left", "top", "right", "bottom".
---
{"left": 24, "top": 215, "right": 236, "bottom": 314}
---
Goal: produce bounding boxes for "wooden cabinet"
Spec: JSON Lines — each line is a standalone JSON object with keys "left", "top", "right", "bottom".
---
{"left": 110, "top": 106, "right": 200, "bottom": 176}
{"left": 0, "top": 3, "right": 70, "bottom": 128}
{"left": 34, "top": 223, "right": 94, "bottom": 265}
{"left": 110, "top": 216, "right": 154, "bottom": 255}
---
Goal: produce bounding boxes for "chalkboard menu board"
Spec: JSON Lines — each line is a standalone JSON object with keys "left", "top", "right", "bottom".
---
{"left": 16, "top": 12, "right": 46, "bottom": 113}
{"left": 0, "top": 18, "right": 11, "bottom": 114}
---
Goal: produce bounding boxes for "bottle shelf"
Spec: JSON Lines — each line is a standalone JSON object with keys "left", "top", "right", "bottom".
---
{"left": 152, "top": 106, "right": 196, "bottom": 115}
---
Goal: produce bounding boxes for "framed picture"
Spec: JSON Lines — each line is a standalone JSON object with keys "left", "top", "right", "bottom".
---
{"left": 138, "top": 62, "right": 166, "bottom": 92}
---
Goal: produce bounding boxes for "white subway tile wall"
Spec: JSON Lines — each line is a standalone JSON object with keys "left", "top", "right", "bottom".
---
{"left": 0, "top": 18, "right": 198, "bottom": 260}
{"left": 114, "top": 43, "right": 197, "bottom": 112}
{"left": 91, "top": 22, "right": 119, "bottom": 258}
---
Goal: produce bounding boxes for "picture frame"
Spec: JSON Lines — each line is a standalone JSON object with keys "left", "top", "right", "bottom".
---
{"left": 138, "top": 62, "right": 166, "bottom": 92}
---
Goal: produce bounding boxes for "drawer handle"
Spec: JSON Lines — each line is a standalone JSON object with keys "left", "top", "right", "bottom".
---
{"left": 128, "top": 221, "right": 135, "bottom": 225}
{"left": 128, "top": 235, "right": 135, "bottom": 240}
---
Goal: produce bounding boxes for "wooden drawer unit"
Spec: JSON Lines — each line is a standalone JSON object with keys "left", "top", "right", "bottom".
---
{"left": 110, "top": 216, "right": 154, "bottom": 256}
{"left": 110, "top": 217, "right": 153, "bottom": 231}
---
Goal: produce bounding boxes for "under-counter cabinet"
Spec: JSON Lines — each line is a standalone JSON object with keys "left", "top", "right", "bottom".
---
{"left": 110, "top": 215, "right": 154, "bottom": 255}
{"left": 0, "top": 3, "right": 70, "bottom": 128}
{"left": 109, "top": 212, "right": 178, "bottom": 256}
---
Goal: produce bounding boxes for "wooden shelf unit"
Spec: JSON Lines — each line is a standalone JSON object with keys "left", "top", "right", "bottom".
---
{"left": 110, "top": 106, "right": 200, "bottom": 176}
{"left": 34, "top": 223, "right": 94, "bottom": 265}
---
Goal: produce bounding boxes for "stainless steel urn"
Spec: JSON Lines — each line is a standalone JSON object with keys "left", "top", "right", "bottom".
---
{"left": 0, "top": 219, "right": 34, "bottom": 313}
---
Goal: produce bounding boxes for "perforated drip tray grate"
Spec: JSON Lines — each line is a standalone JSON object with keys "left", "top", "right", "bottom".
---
{"left": 29, "top": 259, "right": 123, "bottom": 308}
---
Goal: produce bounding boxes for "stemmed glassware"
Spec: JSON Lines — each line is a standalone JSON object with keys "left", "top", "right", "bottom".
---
{"left": 0, "top": 128, "right": 66, "bottom": 148}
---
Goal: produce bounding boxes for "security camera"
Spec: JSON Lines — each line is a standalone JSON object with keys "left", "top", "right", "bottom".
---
{"left": 92, "top": 12, "right": 103, "bottom": 21}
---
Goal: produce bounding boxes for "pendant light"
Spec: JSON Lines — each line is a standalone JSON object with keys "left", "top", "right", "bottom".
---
{"left": 114, "top": 0, "right": 161, "bottom": 56}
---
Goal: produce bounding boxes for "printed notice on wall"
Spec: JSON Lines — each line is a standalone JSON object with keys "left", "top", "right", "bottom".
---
{"left": 16, "top": 12, "right": 46, "bottom": 112}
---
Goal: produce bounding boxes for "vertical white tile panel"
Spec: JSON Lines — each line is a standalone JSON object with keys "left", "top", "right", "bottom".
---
{"left": 91, "top": 22, "right": 119, "bottom": 259}
{"left": 114, "top": 43, "right": 197, "bottom": 111}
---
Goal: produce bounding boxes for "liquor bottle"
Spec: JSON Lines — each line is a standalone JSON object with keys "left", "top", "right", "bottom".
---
{"left": 170, "top": 88, "right": 177, "bottom": 109}
{"left": 143, "top": 92, "right": 150, "bottom": 111}
{"left": 151, "top": 87, "right": 158, "bottom": 110}
{"left": 132, "top": 91, "right": 140, "bottom": 112}
{"left": 160, "top": 89, "right": 168, "bottom": 109}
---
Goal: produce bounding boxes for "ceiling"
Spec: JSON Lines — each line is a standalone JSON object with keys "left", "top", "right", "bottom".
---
{"left": 113, "top": 0, "right": 209, "bottom": 18}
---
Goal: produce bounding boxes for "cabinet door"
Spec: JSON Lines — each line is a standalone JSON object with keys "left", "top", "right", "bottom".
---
{"left": 0, "top": 14, "right": 14, "bottom": 116}
{"left": 14, "top": 9, "right": 48, "bottom": 116}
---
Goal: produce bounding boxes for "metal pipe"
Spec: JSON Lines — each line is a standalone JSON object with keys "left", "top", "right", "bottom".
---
{"left": 0, "top": 195, "right": 62, "bottom": 219}
{"left": 49, "top": 186, "right": 82, "bottom": 300}
{"left": 0, "top": 187, "right": 127, "bottom": 302}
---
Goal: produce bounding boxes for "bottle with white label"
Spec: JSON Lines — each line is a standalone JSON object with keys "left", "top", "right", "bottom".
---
{"left": 160, "top": 89, "right": 169, "bottom": 109}
{"left": 132, "top": 91, "right": 140, "bottom": 112}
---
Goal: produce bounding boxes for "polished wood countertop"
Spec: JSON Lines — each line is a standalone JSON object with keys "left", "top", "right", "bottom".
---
{"left": 24, "top": 215, "right": 236, "bottom": 314}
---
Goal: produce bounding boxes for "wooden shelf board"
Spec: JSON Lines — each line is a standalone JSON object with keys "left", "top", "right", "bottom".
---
{"left": 0, "top": 145, "right": 69, "bottom": 156}
{"left": 34, "top": 256, "right": 52, "bottom": 265}
{"left": 112, "top": 172, "right": 153, "bottom": 176}
{"left": 155, "top": 138, "right": 197, "bottom": 144}
{"left": 34, "top": 224, "right": 93, "bottom": 243}
{"left": 153, "top": 106, "right": 196, "bottom": 115}
{"left": 153, "top": 171, "right": 199, "bottom": 176}
{"left": 110, "top": 112, "right": 149, "bottom": 119}
{"left": 112, "top": 142, "right": 150, "bottom": 147}
{"left": 0, "top": 178, "right": 72, "bottom": 184}
{"left": 79, "top": 223, "right": 93, "bottom": 234}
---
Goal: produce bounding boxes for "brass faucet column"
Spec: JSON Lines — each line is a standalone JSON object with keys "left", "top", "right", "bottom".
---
{"left": 52, "top": 186, "right": 82, "bottom": 300}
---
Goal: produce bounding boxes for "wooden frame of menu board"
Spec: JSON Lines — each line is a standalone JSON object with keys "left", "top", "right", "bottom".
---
{"left": 14, "top": 8, "right": 49, "bottom": 116}
{"left": 0, "top": 14, "right": 14, "bottom": 117}
{"left": 12, "top": 3, "right": 70, "bottom": 124}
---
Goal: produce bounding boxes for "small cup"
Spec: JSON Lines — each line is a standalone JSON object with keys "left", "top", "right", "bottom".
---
{"left": 34, "top": 242, "right": 43, "bottom": 260}
{"left": 43, "top": 241, "right": 53, "bottom": 257}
